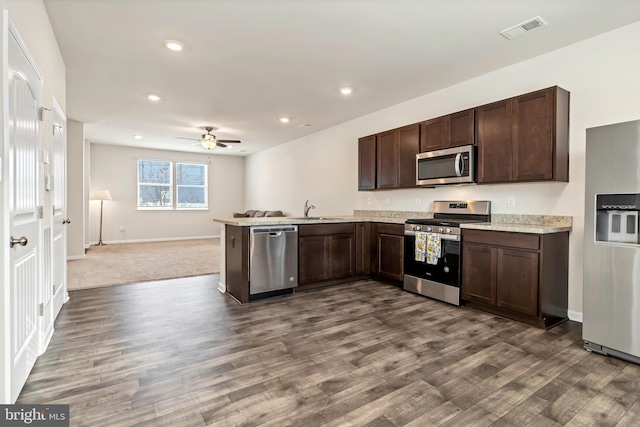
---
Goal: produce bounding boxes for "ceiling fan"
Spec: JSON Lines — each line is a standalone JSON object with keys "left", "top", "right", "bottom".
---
{"left": 175, "top": 126, "right": 241, "bottom": 149}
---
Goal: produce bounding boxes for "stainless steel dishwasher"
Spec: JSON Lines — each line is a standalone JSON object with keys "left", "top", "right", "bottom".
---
{"left": 249, "top": 225, "right": 298, "bottom": 297}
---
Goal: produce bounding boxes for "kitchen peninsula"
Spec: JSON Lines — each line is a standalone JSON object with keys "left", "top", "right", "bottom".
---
{"left": 214, "top": 210, "right": 572, "bottom": 328}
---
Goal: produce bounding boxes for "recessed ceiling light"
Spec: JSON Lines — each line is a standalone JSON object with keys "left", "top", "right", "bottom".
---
{"left": 165, "top": 40, "right": 184, "bottom": 51}
{"left": 279, "top": 117, "right": 290, "bottom": 123}
{"left": 133, "top": 134, "right": 143, "bottom": 139}
{"left": 339, "top": 87, "right": 353, "bottom": 95}
{"left": 148, "top": 94, "right": 161, "bottom": 101}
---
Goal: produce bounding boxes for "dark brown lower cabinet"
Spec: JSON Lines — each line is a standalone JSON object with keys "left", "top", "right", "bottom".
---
{"left": 355, "top": 222, "right": 371, "bottom": 275}
{"left": 461, "top": 229, "right": 568, "bottom": 329}
{"left": 298, "top": 223, "right": 368, "bottom": 290}
{"left": 225, "top": 225, "right": 249, "bottom": 304}
{"left": 371, "top": 223, "right": 404, "bottom": 285}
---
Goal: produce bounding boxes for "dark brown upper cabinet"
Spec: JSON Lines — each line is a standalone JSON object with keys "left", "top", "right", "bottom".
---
{"left": 358, "top": 135, "right": 377, "bottom": 191}
{"left": 476, "top": 86, "right": 569, "bottom": 184}
{"left": 358, "top": 123, "right": 420, "bottom": 191}
{"left": 397, "top": 123, "right": 420, "bottom": 188}
{"left": 376, "top": 130, "right": 398, "bottom": 189}
{"left": 420, "top": 109, "right": 475, "bottom": 152}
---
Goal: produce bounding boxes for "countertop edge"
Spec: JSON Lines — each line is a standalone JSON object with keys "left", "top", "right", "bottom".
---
{"left": 213, "top": 216, "right": 406, "bottom": 226}
{"left": 461, "top": 222, "right": 572, "bottom": 234}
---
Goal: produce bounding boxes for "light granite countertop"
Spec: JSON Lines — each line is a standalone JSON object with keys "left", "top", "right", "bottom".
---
{"left": 214, "top": 210, "right": 572, "bottom": 234}
{"left": 213, "top": 215, "right": 407, "bottom": 226}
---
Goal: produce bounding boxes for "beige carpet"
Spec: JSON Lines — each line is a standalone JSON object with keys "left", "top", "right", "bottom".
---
{"left": 67, "top": 238, "right": 220, "bottom": 290}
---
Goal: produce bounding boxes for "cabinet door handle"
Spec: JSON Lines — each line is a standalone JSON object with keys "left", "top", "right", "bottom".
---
{"left": 231, "top": 236, "right": 235, "bottom": 248}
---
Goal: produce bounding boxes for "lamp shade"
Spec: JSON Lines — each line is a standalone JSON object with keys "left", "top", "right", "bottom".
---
{"left": 91, "top": 189, "right": 112, "bottom": 201}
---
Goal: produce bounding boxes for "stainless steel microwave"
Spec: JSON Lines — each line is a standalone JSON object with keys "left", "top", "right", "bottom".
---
{"left": 416, "top": 145, "right": 475, "bottom": 186}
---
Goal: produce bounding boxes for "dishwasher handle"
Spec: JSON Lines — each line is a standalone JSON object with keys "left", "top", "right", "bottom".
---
{"left": 250, "top": 226, "right": 298, "bottom": 234}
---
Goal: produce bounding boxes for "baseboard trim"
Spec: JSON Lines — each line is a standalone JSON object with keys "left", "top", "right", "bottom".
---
{"left": 217, "top": 281, "right": 226, "bottom": 293}
{"left": 67, "top": 255, "right": 86, "bottom": 261}
{"left": 568, "top": 309, "right": 583, "bottom": 323}
{"left": 89, "top": 235, "right": 220, "bottom": 245}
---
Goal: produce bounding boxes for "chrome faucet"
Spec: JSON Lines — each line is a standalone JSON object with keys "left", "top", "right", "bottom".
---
{"left": 304, "top": 200, "right": 316, "bottom": 218}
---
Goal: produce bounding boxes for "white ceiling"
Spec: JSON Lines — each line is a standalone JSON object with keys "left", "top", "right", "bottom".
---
{"left": 43, "top": 0, "right": 640, "bottom": 156}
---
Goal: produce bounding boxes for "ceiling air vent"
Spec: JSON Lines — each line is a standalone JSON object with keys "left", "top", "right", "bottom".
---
{"left": 500, "top": 16, "right": 548, "bottom": 40}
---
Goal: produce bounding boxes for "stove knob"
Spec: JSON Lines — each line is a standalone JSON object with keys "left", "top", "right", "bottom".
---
{"left": 438, "top": 227, "right": 444, "bottom": 233}
{"left": 426, "top": 226, "right": 432, "bottom": 232}
{"left": 446, "top": 228, "right": 452, "bottom": 233}
{"left": 416, "top": 225, "right": 421, "bottom": 231}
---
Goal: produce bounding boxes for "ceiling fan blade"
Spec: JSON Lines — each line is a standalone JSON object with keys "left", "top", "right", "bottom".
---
{"left": 217, "top": 139, "right": 241, "bottom": 143}
{"left": 175, "top": 136, "right": 200, "bottom": 141}
{"left": 216, "top": 142, "right": 228, "bottom": 148}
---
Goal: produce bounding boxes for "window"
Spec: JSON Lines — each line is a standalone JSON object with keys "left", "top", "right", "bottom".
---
{"left": 138, "top": 160, "right": 172, "bottom": 208}
{"left": 176, "top": 163, "right": 207, "bottom": 209}
{"left": 137, "top": 160, "right": 208, "bottom": 210}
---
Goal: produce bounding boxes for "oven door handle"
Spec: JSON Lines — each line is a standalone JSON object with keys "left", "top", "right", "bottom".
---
{"left": 404, "top": 231, "right": 459, "bottom": 241}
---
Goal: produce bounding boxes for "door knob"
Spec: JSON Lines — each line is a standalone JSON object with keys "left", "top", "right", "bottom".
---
{"left": 10, "top": 236, "right": 28, "bottom": 248}
{"left": 62, "top": 219, "right": 71, "bottom": 224}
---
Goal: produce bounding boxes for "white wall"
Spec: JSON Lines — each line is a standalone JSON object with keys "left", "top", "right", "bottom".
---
{"left": 246, "top": 21, "right": 640, "bottom": 321}
{"left": 90, "top": 144, "right": 244, "bottom": 243}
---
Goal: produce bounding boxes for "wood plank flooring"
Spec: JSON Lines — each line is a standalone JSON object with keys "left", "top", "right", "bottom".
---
{"left": 18, "top": 276, "right": 640, "bottom": 426}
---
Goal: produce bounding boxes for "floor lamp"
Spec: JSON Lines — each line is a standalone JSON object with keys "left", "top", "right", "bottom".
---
{"left": 91, "top": 189, "right": 112, "bottom": 245}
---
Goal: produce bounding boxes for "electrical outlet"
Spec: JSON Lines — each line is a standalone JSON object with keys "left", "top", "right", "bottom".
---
{"left": 415, "top": 198, "right": 421, "bottom": 206}
{"left": 119, "top": 226, "right": 125, "bottom": 232}
{"left": 367, "top": 197, "right": 373, "bottom": 206}
{"left": 385, "top": 198, "right": 391, "bottom": 206}
{"left": 507, "top": 197, "right": 516, "bottom": 208}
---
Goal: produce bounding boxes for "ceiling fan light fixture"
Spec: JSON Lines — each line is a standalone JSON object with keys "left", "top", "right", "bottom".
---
{"left": 201, "top": 138, "right": 217, "bottom": 150}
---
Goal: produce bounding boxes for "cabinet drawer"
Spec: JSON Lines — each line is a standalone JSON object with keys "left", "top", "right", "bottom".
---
{"left": 375, "top": 223, "right": 404, "bottom": 236}
{"left": 299, "top": 223, "right": 355, "bottom": 236}
{"left": 463, "top": 229, "right": 539, "bottom": 250}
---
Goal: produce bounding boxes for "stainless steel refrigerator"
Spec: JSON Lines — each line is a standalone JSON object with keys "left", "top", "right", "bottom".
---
{"left": 584, "top": 119, "right": 640, "bottom": 365}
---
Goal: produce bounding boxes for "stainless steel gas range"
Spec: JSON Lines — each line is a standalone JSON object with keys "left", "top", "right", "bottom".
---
{"left": 403, "top": 200, "right": 491, "bottom": 305}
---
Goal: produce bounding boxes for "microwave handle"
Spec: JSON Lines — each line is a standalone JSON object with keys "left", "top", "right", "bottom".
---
{"left": 454, "top": 153, "right": 462, "bottom": 177}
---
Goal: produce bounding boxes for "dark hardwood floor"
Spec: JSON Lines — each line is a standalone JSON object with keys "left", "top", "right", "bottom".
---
{"left": 18, "top": 276, "right": 640, "bottom": 426}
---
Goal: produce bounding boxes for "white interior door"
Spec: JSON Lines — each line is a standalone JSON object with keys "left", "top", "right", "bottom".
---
{"left": 50, "top": 99, "right": 67, "bottom": 319}
{"left": 7, "top": 21, "right": 43, "bottom": 404}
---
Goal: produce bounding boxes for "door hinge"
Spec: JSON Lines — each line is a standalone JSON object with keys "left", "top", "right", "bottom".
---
{"left": 39, "top": 303, "right": 44, "bottom": 316}
{"left": 38, "top": 206, "right": 44, "bottom": 219}
{"left": 38, "top": 107, "right": 50, "bottom": 121}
